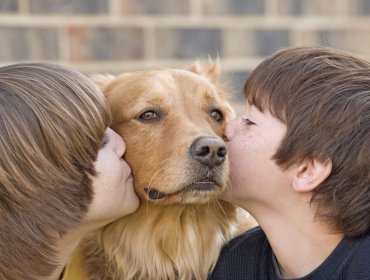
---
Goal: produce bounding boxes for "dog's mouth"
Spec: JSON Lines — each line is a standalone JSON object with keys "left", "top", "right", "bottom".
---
{"left": 144, "top": 179, "right": 220, "bottom": 200}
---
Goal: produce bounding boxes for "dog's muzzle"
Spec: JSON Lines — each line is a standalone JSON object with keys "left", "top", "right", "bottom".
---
{"left": 189, "top": 136, "right": 226, "bottom": 167}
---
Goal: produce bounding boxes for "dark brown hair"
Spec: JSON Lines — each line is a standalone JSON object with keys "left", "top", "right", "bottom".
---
{"left": 0, "top": 63, "right": 111, "bottom": 279}
{"left": 244, "top": 46, "right": 370, "bottom": 237}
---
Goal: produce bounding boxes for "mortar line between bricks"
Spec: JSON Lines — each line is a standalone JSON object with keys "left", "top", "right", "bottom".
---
{"left": 59, "top": 26, "right": 70, "bottom": 63}
{"left": 337, "top": 0, "right": 350, "bottom": 15}
{"left": 144, "top": 27, "right": 156, "bottom": 60}
{"left": 265, "top": 0, "right": 278, "bottom": 16}
{"left": 18, "top": 0, "right": 29, "bottom": 14}
{"left": 2, "top": 15, "right": 370, "bottom": 29}
{"left": 108, "top": 0, "right": 122, "bottom": 17}
{"left": 46, "top": 58, "right": 262, "bottom": 73}
{"left": 189, "top": 0, "right": 202, "bottom": 18}
{"left": 290, "top": 29, "right": 304, "bottom": 46}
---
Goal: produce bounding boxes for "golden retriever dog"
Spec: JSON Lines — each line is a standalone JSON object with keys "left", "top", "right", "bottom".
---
{"left": 80, "top": 61, "right": 253, "bottom": 280}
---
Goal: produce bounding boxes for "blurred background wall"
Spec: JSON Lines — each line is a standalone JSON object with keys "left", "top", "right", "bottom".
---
{"left": 1, "top": 0, "right": 370, "bottom": 113}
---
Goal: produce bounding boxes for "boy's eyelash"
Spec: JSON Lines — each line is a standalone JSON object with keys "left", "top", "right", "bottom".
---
{"left": 242, "top": 118, "right": 256, "bottom": 126}
{"left": 101, "top": 133, "right": 110, "bottom": 147}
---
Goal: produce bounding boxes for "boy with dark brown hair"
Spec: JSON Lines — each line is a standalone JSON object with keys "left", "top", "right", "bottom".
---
{"left": 209, "top": 46, "right": 370, "bottom": 279}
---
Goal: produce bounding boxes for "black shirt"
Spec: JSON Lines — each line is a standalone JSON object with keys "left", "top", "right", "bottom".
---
{"left": 208, "top": 227, "right": 370, "bottom": 280}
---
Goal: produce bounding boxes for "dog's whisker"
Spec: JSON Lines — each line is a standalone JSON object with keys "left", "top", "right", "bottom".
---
{"left": 145, "top": 165, "right": 168, "bottom": 190}
{"left": 150, "top": 158, "right": 180, "bottom": 187}
{"left": 142, "top": 159, "right": 176, "bottom": 215}
{"left": 215, "top": 199, "right": 231, "bottom": 225}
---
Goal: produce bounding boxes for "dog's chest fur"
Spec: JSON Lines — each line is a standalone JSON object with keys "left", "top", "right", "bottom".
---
{"left": 82, "top": 201, "right": 238, "bottom": 280}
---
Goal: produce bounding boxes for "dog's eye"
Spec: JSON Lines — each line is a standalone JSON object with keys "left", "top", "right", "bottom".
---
{"left": 139, "top": 110, "right": 159, "bottom": 121}
{"left": 210, "top": 109, "right": 223, "bottom": 122}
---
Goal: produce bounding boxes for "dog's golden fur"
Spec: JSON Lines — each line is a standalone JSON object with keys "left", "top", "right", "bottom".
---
{"left": 80, "top": 62, "right": 253, "bottom": 279}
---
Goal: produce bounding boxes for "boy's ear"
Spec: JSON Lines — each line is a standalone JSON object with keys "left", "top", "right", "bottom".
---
{"left": 292, "top": 158, "right": 332, "bottom": 192}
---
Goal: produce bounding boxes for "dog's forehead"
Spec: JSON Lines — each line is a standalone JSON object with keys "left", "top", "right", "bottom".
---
{"left": 138, "top": 69, "right": 219, "bottom": 97}
{"left": 170, "top": 69, "right": 213, "bottom": 87}
{"left": 171, "top": 69, "right": 221, "bottom": 99}
{"left": 109, "top": 68, "right": 223, "bottom": 111}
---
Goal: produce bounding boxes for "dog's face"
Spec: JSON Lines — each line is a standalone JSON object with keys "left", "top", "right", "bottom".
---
{"left": 94, "top": 63, "right": 235, "bottom": 205}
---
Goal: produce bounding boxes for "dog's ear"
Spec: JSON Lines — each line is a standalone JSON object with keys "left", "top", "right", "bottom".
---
{"left": 90, "top": 74, "right": 116, "bottom": 97}
{"left": 187, "top": 58, "right": 220, "bottom": 83}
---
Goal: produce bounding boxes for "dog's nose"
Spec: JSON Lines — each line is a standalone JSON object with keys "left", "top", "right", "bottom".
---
{"left": 190, "top": 136, "right": 227, "bottom": 167}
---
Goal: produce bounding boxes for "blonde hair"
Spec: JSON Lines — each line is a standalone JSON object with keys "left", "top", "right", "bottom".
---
{"left": 0, "top": 63, "right": 111, "bottom": 279}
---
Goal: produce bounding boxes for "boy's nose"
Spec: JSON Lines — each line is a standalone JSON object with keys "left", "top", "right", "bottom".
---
{"left": 118, "top": 138, "right": 127, "bottom": 157}
{"left": 223, "top": 119, "right": 236, "bottom": 142}
{"left": 109, "top": 128, "right": 126, "bottom": 157}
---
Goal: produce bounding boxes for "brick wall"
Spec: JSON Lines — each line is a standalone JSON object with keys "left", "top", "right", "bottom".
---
{"left": 1, "top": 0, "right": 370, "bottom": 112}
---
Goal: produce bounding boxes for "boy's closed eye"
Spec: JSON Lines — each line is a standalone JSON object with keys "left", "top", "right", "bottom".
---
{"left": 242, "top": 118, "right": 256, "bottom": 126}
{"left": 101, "top": 133, "right": 110, "bottom": 148}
